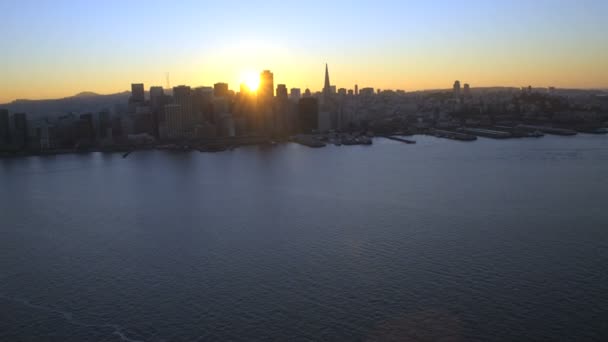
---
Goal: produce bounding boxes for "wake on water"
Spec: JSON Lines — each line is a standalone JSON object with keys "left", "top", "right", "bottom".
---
{"left": 0, "top": 294, "right": 144, "bottom": 342}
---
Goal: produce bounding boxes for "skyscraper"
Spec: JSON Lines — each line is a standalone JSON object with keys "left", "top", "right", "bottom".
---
{"left": 164, "top": 104, "right": 184, "bottom": 139}
{"left": 150, "top": 86, "right": 164, "bottom": 104}
{"left": 290, "top": 88, "right": 301, "bottom": 100}
{"left": 77, "top": 113, "right": 95, "bottom": 143}
{"left": 453, "top": 80, "right": 461, "bottom": 98}
{"left": 98, "top": 111, "right": 112, "bottom": 140}
{"left": 276, "top": 84, "right": 288, "bottom": 100}
{"left": 259, "top": 70, "right": 274, "bottom": 100}
{"left": 463, "top": 83, "right": 471, "bottom": 98}
{"left": 323, "top": 63, "right": 331, "bottom": 102}
{"left": 0, "top": 109, "right": 10, "bottom": 145}
{"left": 214, "top": 83, "right": 229, "bottom": 98}
{"left": 130, "top": 83, "right": 145, "bottom": 103}
{"left": 13, "top": 113, "right": 28, "bottom": 149}
{"left": 173, "top": 85, "right": 194, "bottom": 136}
{"left": 355, "top": 84, "right": 359, "bottom": 96}
{"left": 298, "top": 97, "right": 319, "bottom": 133}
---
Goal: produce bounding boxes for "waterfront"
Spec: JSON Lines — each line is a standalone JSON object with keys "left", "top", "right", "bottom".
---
{"left": 1, "top": 135, "right": 608, "bottom": 341}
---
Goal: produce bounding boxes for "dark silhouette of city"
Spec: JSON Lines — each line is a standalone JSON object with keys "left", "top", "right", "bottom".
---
{"left": 1, "top": 64, "right": 607, "bottom": 157}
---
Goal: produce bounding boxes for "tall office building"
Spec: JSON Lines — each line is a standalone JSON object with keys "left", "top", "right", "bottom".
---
{"left": 173, "top": 86, "right": 194, "bottom": 134}
{"left": 323, "top": 64, "right": 332, "bottom": 103}
{"left": 130, "top": 83, "right": 145, "bottom": 103}
{"left": 193, "top": 87, "right": 214, "bottom": 123}
{"left": 77, "top": 113, "right": 95, "bottom": 142}
{"left": 290, "top": 88, "right": 301, "bottom": 100}
{"left": 150, "top": 86, "right": 164, "bottom": 104}
{"left": 150, "top": 86, "right": 166, "bottom": 113}
{"left": 0, "top": 109, "right": 10, "bottom": 145}
{"left": 259, "top": 70, "right": 274, "bottom": 100}
{"left": 98, "top": 111, "right": 112, "bottom": 140}
{"left": 214, "top": 83, "right": 229, "bottom": 98}
{"left": 276, "top": 84, "right": 288, "bottom": 100}
{"left": 463, "top": 83, "right": 471, "bottom": 98}
{"left": 298, "top": 97, "right": 319, "bottom": 133}
{"left": 453, "top": 80, "right": 461, "bottom": 98}
{"left": 13, "top": 113, "right": 28, "bottom": 149}
{"left": 355, "top": 84, "right": 359, "bottom": 96}
{"left": 359, "top": 88, "right": 374, "bottom": 96}
{"left": 164, "top": 104, "right": 184, "bottom": 139}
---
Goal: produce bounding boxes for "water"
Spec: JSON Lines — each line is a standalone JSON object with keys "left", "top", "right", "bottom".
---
{"left": 1, "top": 135, "right": 608, "bottom": 341}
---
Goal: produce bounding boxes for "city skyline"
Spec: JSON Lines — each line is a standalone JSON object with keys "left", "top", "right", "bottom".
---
{"left": 2, "top": 0, "right": 608, "bottom": 103}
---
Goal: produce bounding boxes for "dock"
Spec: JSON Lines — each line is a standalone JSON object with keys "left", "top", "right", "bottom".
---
{"left": 292, "top": 135, "right": 326, "bottom": 148}
{"left": 517, "top": 125, "right": 577, "bottom": 136}
{"left": 431, "top": 129, "right": 477, "bottom": 141}
{"left": 460, "top": 127, "right": 512, "bottom": 139}
{"left": 381, "top": 135, "right": 416, "bottom": 144}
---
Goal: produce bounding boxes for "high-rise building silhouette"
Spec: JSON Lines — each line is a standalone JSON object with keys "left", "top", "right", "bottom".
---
{"left": 214, "top": 83, "right": 229, "bottom": 98}
{"left": 355, "top": 84, "right": 359, "bottom": 96}
{"left": 323, "top": 63, "right": 331, "bottom": 102}
{"left": 12, "top": 113, "right": 28, "bottom": 149}
{"left": 193, "top": 87, "right": 214, "bottom": 123}
{"left": 463, "top": 83, "right": 471, "bottom": 98}
{"left": 290, "top": 88, "right": 301, "bottom": 100}
{"left": 298, "top": 97, "right": 319, "bottom": 133}
{"left": 173, "top": 85, "right": 194, "bottom": 137}
{"left": 0, "top": 109, "right": 10, "bottom": 145}
{"left": 359, "top": 87, "right": 374, "bottom": 96}
{"left": 259, "top": 70, "right": 274, "bottom": 100}
{"left": 130, "top": 83, "right": 145, "bottom": 103}
{"left": 97, "top": 111, "right": 112, "bottom": 140}
{"left": 276, "top": 84, "right": 288, "bottom": 100}
{"left": 164, "top": 104, "right": 184, "bottom": 139}
{"left": 150, "top": 86, "right": 164, "bottom": 103}
{"left": 77, "top": 113, "right": 95, "bottom": 143}
{"left": 453, "top": 80, "right": 461, "bottom": 98}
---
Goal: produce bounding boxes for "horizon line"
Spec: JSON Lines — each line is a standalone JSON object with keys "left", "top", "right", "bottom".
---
{"left": 3, "top": 85, "right": 608, "bottom": 105}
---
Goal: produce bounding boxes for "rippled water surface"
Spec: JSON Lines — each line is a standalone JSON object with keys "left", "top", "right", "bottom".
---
{"left": 1, "top": 135, "right": 608, "bottom": 341}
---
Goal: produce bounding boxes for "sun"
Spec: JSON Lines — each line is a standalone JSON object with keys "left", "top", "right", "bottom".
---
{"left": 241, "top": 70, "right": 260, "bottom": 93}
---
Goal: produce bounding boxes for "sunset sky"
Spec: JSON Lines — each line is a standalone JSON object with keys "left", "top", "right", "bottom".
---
{"left": 1, "top": 0, "right": 607, "bottom": 103}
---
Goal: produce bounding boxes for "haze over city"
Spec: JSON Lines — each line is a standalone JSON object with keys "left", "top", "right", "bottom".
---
{"left": 2, "top": 0, "right": 608, "bottom": 103}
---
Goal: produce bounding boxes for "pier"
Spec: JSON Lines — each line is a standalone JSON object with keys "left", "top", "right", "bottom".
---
{"left": 460, "top": 128, "right": 512, "bottom": 139}
{"left": 517, "top": 125, "right": 577, "bottom": 136}
{"left": 381, "top": 135, "right": 416, "bottom": 144}
{"left": 430, "top": 129, "right": 477, "bottom": 141}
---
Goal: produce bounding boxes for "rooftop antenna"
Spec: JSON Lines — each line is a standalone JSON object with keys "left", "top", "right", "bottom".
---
{"left": 165, "top": 72, "right": 171, "bottom": 90}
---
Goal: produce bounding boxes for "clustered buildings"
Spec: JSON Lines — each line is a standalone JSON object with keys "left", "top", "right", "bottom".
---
{"left": 1, "top": 67, "right": 607, "bottom": 154}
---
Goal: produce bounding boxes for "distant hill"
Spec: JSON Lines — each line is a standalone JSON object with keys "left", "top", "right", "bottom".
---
{"left": 0, "top": 91, "right": 131, "bottom": 120}
{"left": 73, "top": 91, "right": 101, "bottom": 98}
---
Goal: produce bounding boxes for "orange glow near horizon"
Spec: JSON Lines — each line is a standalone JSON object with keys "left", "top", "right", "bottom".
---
{"left": 2, "top": 2, "right": 608, "bottom": 104}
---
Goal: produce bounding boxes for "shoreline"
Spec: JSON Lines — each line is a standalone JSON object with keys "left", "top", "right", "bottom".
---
{"left": 1, "top": 128, "right": 606, "bottom": 159}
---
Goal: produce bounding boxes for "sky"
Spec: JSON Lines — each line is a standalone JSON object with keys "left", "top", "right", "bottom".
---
{"left": 1, "top": 0, "right": 607, "bottom": 103}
